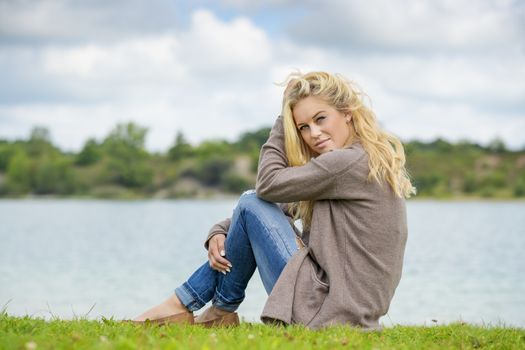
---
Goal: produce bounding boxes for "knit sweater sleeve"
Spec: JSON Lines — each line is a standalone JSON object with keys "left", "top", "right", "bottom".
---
{"left": 256, "top": 115, "right": 365, "bottom": 203}
{"left": 203, "top": 218, "right": 231, "bottom": 250}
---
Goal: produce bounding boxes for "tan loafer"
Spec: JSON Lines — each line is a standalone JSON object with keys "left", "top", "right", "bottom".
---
{"left": 131, "top": 311, "right": 194, "bottom": 326}
{"left": 194, "top": 306, "right": 240, "bottom": 328}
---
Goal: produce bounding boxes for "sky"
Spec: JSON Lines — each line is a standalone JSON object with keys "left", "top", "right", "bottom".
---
{"left": 0, "top": 0, "right": 524, "bottom": 152}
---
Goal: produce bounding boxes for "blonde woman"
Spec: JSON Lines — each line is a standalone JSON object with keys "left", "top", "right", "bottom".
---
{"left": 133, "top": 71, "right": 415, "bottom": 329}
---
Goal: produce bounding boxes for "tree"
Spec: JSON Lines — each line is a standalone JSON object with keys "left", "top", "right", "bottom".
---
{"left": 428, "top": 138, "right": 453, "bottom": 153}
{"left": 30, "top": 126, "right": 51, "bottom": 143}
{"left": 103, "top": 122, "right": 148, "bottom": 156}
{"left": 194, "top": 140, "right": 233, "bottom": 159}
{"left": 191, "top": 155, "right": 233, "bottom": 187}
{"left": 101, "top": 122, "right": 153, "bottom": 188}
{"left": 6, "top": 151, "right": 31, "bottom": 194}
{"left": 26, "top": 126, "right": 55, "bottom": 157}
{"left": 222, "top": 172, "right": 253, "bottom": 193}
{"left": 487, "top": 137, "right": 507, "bottom": 154}
{"left": 413, "top": 174, "right": 445, "bottom": 196}
{"left": 76, "top": 138, "right": 102, "bottom": 166}
{"left": 237, "top": 127, "right": 271, "bottom": 152}
{"left": 514, "top": 174, "right": 525, "bottom": 197}
{"left": 168, "top": 131, "right": 194, "bottom": 161}
{"left": 0, "top": 143, "right": 17, "bottom": 172}
{"left": 236, "top": 127, "right": 270, "bottom": 171}
{"left": 33, "top": 155, "right": 76, "bottom": 195}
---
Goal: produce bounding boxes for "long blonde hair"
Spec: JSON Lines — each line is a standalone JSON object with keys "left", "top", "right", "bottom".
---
{"left": 281, "top": 71, "right": 416, "bottom": 229}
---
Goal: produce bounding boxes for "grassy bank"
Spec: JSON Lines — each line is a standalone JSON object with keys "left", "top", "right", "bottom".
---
{"left": 1, "top": 315, "right": 524, "bottom": 349}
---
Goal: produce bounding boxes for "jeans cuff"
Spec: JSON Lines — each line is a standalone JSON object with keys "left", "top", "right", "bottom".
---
{"left": 174, "top": 282, "right": 206, "bottom": 312}
{"left": 212, "top": 289, "right": 242, "bottom": 312}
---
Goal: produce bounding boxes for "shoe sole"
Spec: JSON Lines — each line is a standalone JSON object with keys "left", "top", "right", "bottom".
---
{"left": 129, "top": 312, "right": 195, "bottom": 326}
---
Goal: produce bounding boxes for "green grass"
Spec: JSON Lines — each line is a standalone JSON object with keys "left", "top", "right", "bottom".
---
{"left": 1, "top": 314, "right": 524, "bottom": 350}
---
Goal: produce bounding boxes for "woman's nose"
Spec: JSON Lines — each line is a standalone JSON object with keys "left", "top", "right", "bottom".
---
{"left": 310, "top": 125, "right": 322, "bottom": 138}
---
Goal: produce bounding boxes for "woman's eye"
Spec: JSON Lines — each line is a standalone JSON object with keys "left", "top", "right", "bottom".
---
{"left": 299, "top": 125, "right": 309, "bottom": 131}
{"left": 316, "top": 116, "right": 326, "bottom": 122}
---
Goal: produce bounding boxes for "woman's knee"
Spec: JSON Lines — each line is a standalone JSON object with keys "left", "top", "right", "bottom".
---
{"left": 236, "top": 189, "right": 273, "bottom": 213}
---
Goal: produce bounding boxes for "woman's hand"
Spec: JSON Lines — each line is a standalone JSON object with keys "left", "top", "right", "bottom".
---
{"left": 207, "top": 234, "right": 232, "bottom": 274}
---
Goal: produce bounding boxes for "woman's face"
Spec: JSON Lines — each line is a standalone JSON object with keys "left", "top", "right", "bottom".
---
{"left": 292, "top": 96, "right": 352, "bottom": 155}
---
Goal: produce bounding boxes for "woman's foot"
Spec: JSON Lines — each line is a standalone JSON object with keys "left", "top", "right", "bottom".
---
{"left": 133, "top": 294, "right": 192, "bottom": 323}
{"left": 194, "top": 305, "right": 240, "bottom": 327}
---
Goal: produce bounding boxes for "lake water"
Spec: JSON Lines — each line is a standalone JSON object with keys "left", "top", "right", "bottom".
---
{"left": 0, "top": 199, "right": 524, "bottom": 328}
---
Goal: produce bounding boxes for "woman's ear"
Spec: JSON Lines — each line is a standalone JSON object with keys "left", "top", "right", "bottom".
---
{"left": 345, "top": 114, "right": 352, "bottom": 124}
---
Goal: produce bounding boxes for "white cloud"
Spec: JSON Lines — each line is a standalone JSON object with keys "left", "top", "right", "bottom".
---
{"left": 41, "top": 35, "right": 185, "bottom": 85}
{"left": 0, "top": 0, "right": 180, "bottom": 43}
{"left": 289, "top": 0, "right": 524, "bottom": 53}
{"left": 368, "top": 87, "right": 525, "bottom": 147}
{"left": 178, "top": 9, "right": 272, "bottom": 74}
{"left": 341, "top": 53, "right": 525, "bottom": 110}
{"left": 220, "top": 0, "right": 298, "bottom": 11}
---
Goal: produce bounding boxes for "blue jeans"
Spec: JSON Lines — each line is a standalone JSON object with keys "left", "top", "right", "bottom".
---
{"left": 174, "top": 190, "right": 299, "bottom": 312}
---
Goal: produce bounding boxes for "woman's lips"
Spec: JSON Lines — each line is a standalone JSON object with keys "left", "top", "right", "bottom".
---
{"left": 315, "top": 139, "right": 330, "bottom": 148}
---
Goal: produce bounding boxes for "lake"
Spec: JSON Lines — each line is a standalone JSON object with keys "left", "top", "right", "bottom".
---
{"left": 0, "top": 199, "right": 524, "bottom": 328}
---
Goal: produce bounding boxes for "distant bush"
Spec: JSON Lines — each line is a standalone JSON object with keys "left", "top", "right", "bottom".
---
{"left": 101, "top": 122, "right": 153, "bottom": 189}
{"left": 33, "top": 155, "right": 76, "bottom": 195}
{"left": 0, "top": 144, "right": 16, "bottom": 172}
{"left": 6, "top": 151, "right": 31, "bottom": 194}
{"left": 513, "top": 174, "right": 525, "bottom": 197}
{"left": 222, "top": 172, "right": 253, "bottom": 193}
{"left": 413, "top": 174, "right": 445, "bottom": 195}
{"left": 76, "top": 139, "right": 102, "bottom": 166}
{"left": 168, "top": 132, "right": 194, "bottom": 161}
{"left": 192, "top": 155, "right": 233, "bottom": 187}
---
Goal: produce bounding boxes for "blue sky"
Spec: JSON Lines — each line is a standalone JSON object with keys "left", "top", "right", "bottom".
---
{"left": 0, "top": 0, "right": 524, "bottom": 151}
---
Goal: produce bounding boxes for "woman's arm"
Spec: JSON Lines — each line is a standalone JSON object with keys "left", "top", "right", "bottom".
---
{"left": 256, "top": 115, "right": 365, "bottom": 203}
{"left": 204, "top": 219, "right": 232, "bottom": 274}
{"left": 204, "top": 218, "right": 231, "bottom": 250}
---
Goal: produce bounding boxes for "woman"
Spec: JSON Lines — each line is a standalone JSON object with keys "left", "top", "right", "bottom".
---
{"left": 133, "top": 71, "right": 415, "bottom": 329}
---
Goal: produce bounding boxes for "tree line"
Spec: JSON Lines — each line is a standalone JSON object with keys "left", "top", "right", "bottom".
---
{"left": 0, "top": 122, "right": 524, "bottom": 199}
